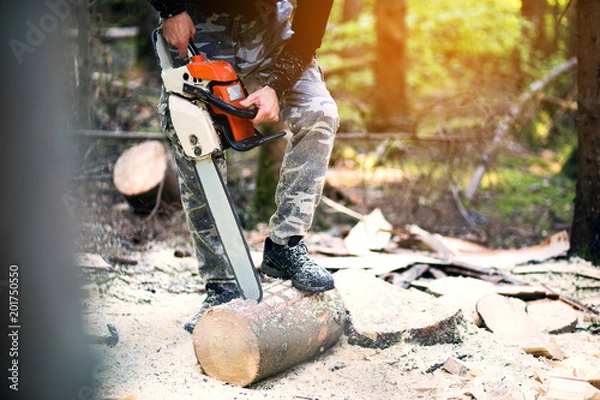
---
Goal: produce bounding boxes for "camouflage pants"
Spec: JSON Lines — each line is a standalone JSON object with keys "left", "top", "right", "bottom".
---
{"left": 157, "top": 1, "right": 339, "bottom": 283}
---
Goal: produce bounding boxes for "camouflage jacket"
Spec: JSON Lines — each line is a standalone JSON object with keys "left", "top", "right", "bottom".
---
{"left": 147, "top": 0, "right": 333, "bottom": 97}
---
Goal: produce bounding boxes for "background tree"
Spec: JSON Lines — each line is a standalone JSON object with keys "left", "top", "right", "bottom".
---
{"left": 372, "top": 0, "right": 409, "bottom": 131}
{"left": 569, "top": 0, "right": 600, "bottom": 265}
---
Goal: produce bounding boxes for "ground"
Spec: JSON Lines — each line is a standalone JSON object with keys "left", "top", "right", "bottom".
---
{"left": 70, "top": 144, "right": 599, "bottom": 400}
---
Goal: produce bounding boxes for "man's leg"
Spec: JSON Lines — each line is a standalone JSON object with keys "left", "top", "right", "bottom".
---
{"left": 261, "top": 61, "right": 340, "bottom": 292}
{"left": 157, "top": 89, "right": 241, "bottom": 332}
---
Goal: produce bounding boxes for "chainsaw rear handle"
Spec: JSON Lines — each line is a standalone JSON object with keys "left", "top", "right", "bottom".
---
{"left": 183, "top": 83, "right": 258, "bottom": 120}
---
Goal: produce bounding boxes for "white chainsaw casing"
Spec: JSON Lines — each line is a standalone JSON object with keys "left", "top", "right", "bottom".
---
{"left": 161, "top": 66, "right": 192, "bottom": 96}
{"left": 168, "top": 94, "right": 222, "bottom": 160}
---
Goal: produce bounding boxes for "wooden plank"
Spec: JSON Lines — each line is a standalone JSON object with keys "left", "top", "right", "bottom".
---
{"left": 513, "top": 260, "right": 600, "bottom": 281}
{"left": 452, "top": 231, "right": 570, "bottom": 270}
{"left": 333, "top": 269, "right": 464, "bottom": 348}
{"left": 476, "top": 294, "right": 565, "bottom": 359}
{"left": 312, "top": 251, "right": 441, "bottom": 275}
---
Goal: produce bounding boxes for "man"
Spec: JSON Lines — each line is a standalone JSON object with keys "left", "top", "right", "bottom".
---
{"left": 147, "top": 0, "right": 339, "bottom": 332}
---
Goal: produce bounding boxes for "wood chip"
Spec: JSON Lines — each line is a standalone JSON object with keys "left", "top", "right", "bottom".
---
{"left": 441, "top": 357, "right": 483, "bottom": 378}
{"left": 343, "top": 208, "right": 393, "bottom": 255}
{"left": 76, "top": 253, "right": 113, "bottom": 269}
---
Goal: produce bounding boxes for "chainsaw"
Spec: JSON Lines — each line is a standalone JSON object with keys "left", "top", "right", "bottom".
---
{"left": 153, "top": 30, "right": 285, "bottom": 302}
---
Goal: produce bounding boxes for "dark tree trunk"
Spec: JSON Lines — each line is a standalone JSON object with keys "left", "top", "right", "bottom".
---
{"left": 372, "top": 0, "right": 409, "bottom": 132}
{"left": 136, "top": 1, "right": 159, "bottom": 71}
{"left": 342, "top": 0, "right": 364, "bottom": 22}
{"left": 569, "top": 0, "right": 600, "bottom": 265}
{"left": 521, "top": 0, "right": 549, "bottom": 58}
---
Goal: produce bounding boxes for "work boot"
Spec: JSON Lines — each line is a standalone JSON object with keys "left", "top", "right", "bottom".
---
{"left": 183, "top": 281, "right": 242, "bottom": 333}
{"left": 261, "top": 236, "right": 334, "bottom": 293}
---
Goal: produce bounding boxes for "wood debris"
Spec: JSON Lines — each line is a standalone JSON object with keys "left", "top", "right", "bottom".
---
{"left": 406, "top": 226, "right": 569, "bottom": 270}
{"left": 441, "top": 357, "right": 483, "bottom": 378}
{"left": 476, "top": 293, "right": 565, "bottom": 360}
{"left": 545, "top": 376, "right": 600, "bottom": 400}
{"left": 76, "top": 252, "right": 113, "bottom": 269}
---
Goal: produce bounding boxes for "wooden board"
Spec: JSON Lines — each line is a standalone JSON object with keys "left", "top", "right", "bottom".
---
{"left": 546, "top": 376, "right": 600, "bottom": 400}
{"left": 513, "top": 260, "right": 600, "bottom": 281}
{"left": 476, "top": 293, "right": 564, "bottom": 359}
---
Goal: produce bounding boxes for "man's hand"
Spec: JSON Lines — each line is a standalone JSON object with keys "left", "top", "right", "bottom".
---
{"left": 239, "top": 86, "right": 280, "bottom": 125}
{"left": 162, "top": 12, "right": 196, "bottom": 59}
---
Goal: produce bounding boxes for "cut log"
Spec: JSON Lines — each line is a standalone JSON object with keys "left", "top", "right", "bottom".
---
{"left": 476, "top": 293, "right": 565, "bottom": 360}
{"left": 333, "top": 269, "right": 464, "bottom": 348}
{"left": 192, "top": 282, "right": 346, "bottom": 387}
{"left": 527, "top": 299, "right": 579, "bottom": 334}
{"left": 113, "top": 140, "right": 180, "bottom": 213}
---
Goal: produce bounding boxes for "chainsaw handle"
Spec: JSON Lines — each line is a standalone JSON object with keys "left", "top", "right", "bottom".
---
{"left": 183, "top": 83, "right": 258, "bottom": 119}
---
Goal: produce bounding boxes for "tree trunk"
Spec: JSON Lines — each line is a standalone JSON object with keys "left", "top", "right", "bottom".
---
{"left": 113, "top": 140, "right": 180, "bottom": 213}
{"left": 193, "top": 282, "right": 346, "bottom": 387}
{"left": 521, "top": 0, "right": 549, "bottom": 58}
{"left": 136, "top": 1, "right": 159, "bottom": 71}
{"left": 372, "top": 0, "right": 409, "bottom": 132}
{"left": 569, "top": 0, "right": 600, "bottom": 265}
{"left": 343, "top": 0, "right": 364, "bottom": 22}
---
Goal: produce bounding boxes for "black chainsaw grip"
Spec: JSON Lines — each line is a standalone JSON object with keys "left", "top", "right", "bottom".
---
{"left": 182, "top": 83, "right": 258, "bottom": 120}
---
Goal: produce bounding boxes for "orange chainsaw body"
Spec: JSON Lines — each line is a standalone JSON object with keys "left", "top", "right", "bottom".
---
{"left": 186, "top": 54, "right": 255, "bottom": 142}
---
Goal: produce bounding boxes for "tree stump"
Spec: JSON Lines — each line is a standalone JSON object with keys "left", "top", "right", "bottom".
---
{"left": 192, "top": 282, "right": 346, "bottom": 387}
{"left": 113, "top": 140, "right": 180, "bottom": 213}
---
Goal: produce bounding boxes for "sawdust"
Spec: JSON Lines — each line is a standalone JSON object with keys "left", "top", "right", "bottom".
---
{"left": 69, "top": 160, "right": 599, "bottom": 400}
{"left": 81, "top": 238, "right": 600, "bottom": 400}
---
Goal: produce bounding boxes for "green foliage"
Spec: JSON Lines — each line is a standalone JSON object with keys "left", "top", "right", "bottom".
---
{"left": 407, "top": 0, "right": 524, "bottom": 94}
{"left": 320, "top": 0, "right": 528, "bottom": 114}
{"left": 473, "top": 154, "right": 575, "bottom": 240}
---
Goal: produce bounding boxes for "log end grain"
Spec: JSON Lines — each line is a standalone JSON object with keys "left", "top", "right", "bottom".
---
{"left": 113, "top": 140, "right": 180, "bottom": 213}
{"left": 193, "top": 307, "right": 261, "bottom": 387}
{"left": 113, "top": 140, "right": 168, "bottom": 196}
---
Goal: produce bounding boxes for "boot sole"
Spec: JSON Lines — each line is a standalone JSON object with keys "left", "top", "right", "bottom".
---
{"left": 261, "top": 260, "right": 334, "bottom": 293}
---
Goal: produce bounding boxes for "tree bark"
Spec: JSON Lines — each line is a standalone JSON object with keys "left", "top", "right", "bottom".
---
{"left": 372, "top": 0, "right": 409, "bottom": 132}
{"left": 113, "top": 140, "right": 180, "bottom": 213}
{"left": 521, "top": 0, "right": 549, "bottom": 58}
{"left": 569, "top": 0, "right": 600, "bottom": 265}
{"left": 193, "top": 282, "right": 346, "bottom": 387}
{"left": 342, "top": 0, "right": 364, "bottom": 22}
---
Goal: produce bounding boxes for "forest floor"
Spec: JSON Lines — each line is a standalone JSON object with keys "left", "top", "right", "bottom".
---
{"left": 70, "top": 143, "right": 599, "bottom": 400}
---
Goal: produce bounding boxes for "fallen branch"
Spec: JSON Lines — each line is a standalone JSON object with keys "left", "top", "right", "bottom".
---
{"left": 465, "top": 57, "right": 577, "bottom": 200}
